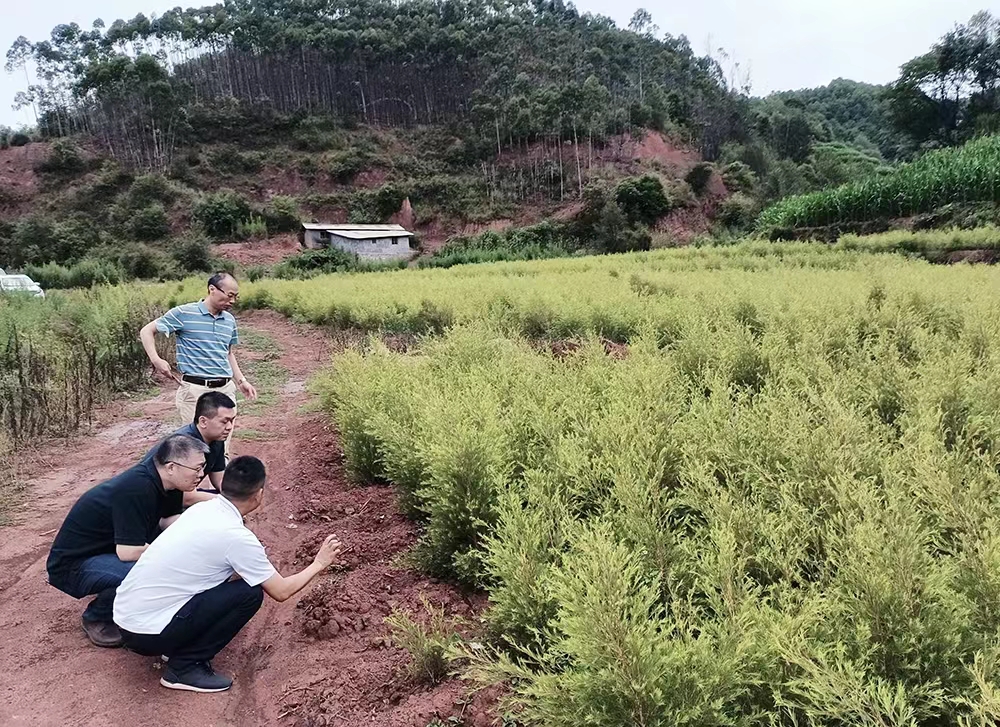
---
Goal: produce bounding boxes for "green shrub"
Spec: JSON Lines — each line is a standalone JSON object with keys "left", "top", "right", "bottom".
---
{"left": 614, "top": 175, "right": 671, "bottom": 226}
{"left": 322, "top": 149, "right": 366, "bottom": 183}
{"left": 717, "top": 193, "right": 758, "bottom": 230}
{"left": 685, "top": 162, "right": 715, "bottom": 196}
{"left": 721, "top": 161, "right": 757, "bottom": 194}
{"left": 205, "top": 144, "right": 265, "bottom": 174}
{"left": 171, "top": 235, "right": 216, "bottom": 273}
{"left": 272, "top": 247, "right": 362, "bottom": 278}
{"left": 34, "top": 139, "right": 87, "bottom": 175}
{"left": 757, "top": 135, "right": 1000, "bottom": 230}
{"left": 292, "top": 116, "right": 342, "bottom": 152}
{"left": 122, "top": 173, "right": 177, "bottom": 209}
{"left": 263, "top": 195, "right": 301, "bottom": 233}
{"left": 193, "top": 189, "right": 253, "bottom": 239}
{"left": 348, "top": 183, "right": 406, "bottom": 223}
{"left": 126, "top": 203, "right": 171, "bottom": 241}
{"left": 10, "top": 132, "right": 30, "bottom": 147}
{"left": 23, "top": 258, "right": 125, "bottom": 289}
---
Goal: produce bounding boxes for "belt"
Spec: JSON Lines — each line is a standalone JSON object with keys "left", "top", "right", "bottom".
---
{"left": 182, "top": 374, "right": 231, "bottom": 388}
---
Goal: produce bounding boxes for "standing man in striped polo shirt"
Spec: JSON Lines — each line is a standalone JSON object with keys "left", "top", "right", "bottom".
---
{"left": 139, "top": 272, "right": 258, "bottom": 456}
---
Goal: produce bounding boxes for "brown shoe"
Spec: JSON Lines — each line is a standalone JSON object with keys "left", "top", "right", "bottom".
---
{"left": 81, "top": 618, "right": 123, "bottom": 648}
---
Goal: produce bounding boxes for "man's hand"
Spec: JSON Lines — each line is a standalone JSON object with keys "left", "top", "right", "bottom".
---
{"left": 151, "top": 357, "right": 174, "bottom": 380}
{"left": 238, "top": 378, "right": 258, "bottom": 401}
{"left": 313, "top": 535, "right": 342, "bottom": 569}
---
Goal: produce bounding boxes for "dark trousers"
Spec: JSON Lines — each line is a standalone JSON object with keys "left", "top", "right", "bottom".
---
{"left": 48, "top": 554, "right": 134, "bottom": 624}
{"left": 120, "top": 579, "right": 264, "bottom": 674}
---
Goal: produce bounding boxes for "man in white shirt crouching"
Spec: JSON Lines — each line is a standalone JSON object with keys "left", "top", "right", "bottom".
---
{"left": 114, "top": 455, "right": 341, "bottom": 693}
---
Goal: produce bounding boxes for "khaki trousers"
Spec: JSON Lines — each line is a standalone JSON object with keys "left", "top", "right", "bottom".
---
{"left": 175, "top": 380, "right": 239, "bottom": 458}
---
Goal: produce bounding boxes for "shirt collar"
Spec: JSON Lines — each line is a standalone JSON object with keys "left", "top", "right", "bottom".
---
{"left": 215, "top": 495, "right": 245, "bottom": 523}
{"left": 143, "top": 459, "right": 167, "bottom": 496}
{"left": 197, "top": 299, "right": 223, "bottom": 319}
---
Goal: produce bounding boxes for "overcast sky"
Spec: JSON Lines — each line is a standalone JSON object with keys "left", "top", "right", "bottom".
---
{"left": 0, "top": 0, "right": 994, "bottom": 128}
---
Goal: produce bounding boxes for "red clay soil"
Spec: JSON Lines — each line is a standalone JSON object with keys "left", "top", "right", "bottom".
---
{"left": 0, "top": 142, "right": 47, "bottom": 217}
{"left": 216, "top": 234, "right": 303, "bottom": 267}
{"left": 0, "top": 310, "right": 496, "bottom": 727}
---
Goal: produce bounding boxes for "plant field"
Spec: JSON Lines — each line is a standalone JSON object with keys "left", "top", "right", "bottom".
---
{"left": 0, "top": 287, "right": 163, "bottom": 445}
{"left": 163, "top": 242, "right": 935, "bottom": 339}
{"left": 304, "top": 248, "right": 1000, "bottom": 724}
{"left": 757, "top": 135, "right": 1000, "bottom": 231}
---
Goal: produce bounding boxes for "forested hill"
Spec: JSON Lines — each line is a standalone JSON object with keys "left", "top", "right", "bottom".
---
{"left": 6, "top": 0, "right": 738, "bottom": 171}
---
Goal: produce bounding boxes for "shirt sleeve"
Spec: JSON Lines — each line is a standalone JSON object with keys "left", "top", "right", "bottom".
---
{"left": 111, "top": 486, "right": 154, "bottom": 547}
{"left": 226, "top": 530, "right": 277, "bottom": 587}
{"left": 156, "top": 306, "right": 186, "bottom": 337}
{"left": 229, "top": 320, "right": 239, "bottom": 348}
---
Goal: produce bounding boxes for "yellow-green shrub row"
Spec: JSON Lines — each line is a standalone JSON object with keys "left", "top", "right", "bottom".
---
{"left": 308, "top": 250, "right": 1000, "bottom": 725}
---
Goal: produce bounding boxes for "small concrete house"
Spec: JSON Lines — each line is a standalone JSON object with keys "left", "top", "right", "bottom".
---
{"left": 299, "top": 223, "right": 414, "bottom": 260}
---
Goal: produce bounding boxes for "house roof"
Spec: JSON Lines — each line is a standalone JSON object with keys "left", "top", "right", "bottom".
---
{"left": 301, "top": 223, "right": 413, "bottom": 239}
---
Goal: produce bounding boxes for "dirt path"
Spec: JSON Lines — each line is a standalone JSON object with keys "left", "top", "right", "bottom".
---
{"left": 0, "top": 311, "right": 492, "bottom": 727}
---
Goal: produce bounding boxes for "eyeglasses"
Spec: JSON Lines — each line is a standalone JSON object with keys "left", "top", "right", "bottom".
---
{"left": 212, "top": 285, "right": 239, "bottom": 302}
{"left": 169, "top": 460, "right": 205, "bottom": 474}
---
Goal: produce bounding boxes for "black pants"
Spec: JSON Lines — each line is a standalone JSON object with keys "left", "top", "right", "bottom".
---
{"left": 120, "top": 579, "right": 263, "bottom": 674}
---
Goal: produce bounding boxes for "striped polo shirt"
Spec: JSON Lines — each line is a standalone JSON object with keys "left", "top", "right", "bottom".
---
{"left": 156, "top": 301, "right": 239, "bottom": 378}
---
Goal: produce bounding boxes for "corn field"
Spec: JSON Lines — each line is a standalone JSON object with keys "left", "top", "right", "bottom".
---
{"left": 0, "top": 287, "right": 162, "bottom": 446}
{"left": 303, "top": 247, "right": 1000, "bottom": 725}
{"left": 757, "top": 135, "right": 1000, "bottom": 231}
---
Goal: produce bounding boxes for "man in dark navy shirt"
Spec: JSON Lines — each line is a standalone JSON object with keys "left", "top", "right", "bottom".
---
{"left": 47, "top": 434, "right": 211, "bottom": 648}
{"left": 142, "top": 391, "right": 237, "bottom": 492}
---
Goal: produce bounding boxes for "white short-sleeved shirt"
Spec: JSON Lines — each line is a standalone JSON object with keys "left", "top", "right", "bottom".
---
{"left": 114, "top": 496, "right": 276, "bottom": 634}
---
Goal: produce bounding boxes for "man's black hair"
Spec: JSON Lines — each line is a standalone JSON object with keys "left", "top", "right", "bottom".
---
{"left": 221, "top": 456, "right": 266, "bottom": 501}
{"left": 194, "top": 391, "right": 237, "bottom": 424}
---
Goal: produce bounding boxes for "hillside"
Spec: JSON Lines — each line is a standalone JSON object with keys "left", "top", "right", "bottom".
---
{"left": 2, "top": 4, "right": 999, "bottom": 283}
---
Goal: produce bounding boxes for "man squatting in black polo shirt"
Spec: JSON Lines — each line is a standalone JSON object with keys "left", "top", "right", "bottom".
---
{"left": 46, "top": 434, "right": 213, "bottom": 648}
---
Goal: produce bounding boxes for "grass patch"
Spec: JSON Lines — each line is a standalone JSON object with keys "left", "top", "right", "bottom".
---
{"left": 239, "top": 328, "right": 282, "bottom": 360}
{"left": 239, "top": 359, "right": 289, "bottom": 416}
{"left": 0, "top": 435, "right": 24, "bottom": 527}
{"left": 235, "top": 328, "right": 288, "bottom": 415}
{"left": 236, "top": 428, "right": 273, "bottom": 442}
{"left": 385, "top": 596, "right": 465, "bottom": 685}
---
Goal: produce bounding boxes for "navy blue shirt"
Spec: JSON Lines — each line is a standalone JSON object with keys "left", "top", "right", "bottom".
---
{"left": 46, "top": 460, "right": 184, "bottom": 577}
{"left": 143, "top": 423, "right": 226, "bottom": 477}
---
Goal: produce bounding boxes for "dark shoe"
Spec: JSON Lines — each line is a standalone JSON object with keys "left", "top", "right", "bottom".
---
{"left": 160, "top": 662, "right": 232, "bottom": 693}
{"left": 81, "top": 618, "right": 123, "bottom": 648}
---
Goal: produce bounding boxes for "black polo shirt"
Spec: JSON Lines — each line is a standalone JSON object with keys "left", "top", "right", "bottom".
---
{"left": 46, "top": 460, "right": 184, "bottom": 577}
{"left": 142, "top": 423, "right": 226, "bottom": 477}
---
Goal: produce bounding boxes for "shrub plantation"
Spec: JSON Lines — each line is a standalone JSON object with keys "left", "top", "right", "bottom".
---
{"left": 757, "top": 135, "right": 1000, "bottom": 232}
{"left": 303, "top": 248, "right": 1000, "bottom": 724}
{"left": 0, "top": 287, "right": 164, "bottom": 445}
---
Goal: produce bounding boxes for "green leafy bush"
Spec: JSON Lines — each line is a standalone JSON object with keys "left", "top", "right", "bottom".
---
{"left": 171, "top": 235, "right": 216, "bottom": 273}
{"left": 263, "top": 195, "right": 301, "bottom": 233}
{"left": 685, "top": 162, "right": 715, "bottom": 196}
{"left": 193, "top": 189, "right": 253, "bottom": 239}
{"left": 126, "top": 203, "right": 171, "bottom": 241}
{"left": 34, "top": 139, "right": 87, "bottom": 175}
{"left": 613, "top": 175, "right": 671, "bottom": 225}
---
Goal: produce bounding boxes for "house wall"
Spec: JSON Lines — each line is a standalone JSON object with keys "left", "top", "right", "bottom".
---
{"left": 329, "top": 234, "right": 412, "bottom": 260}
{"left": 302, "top": 230, "right": 327, "bottom": 249}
